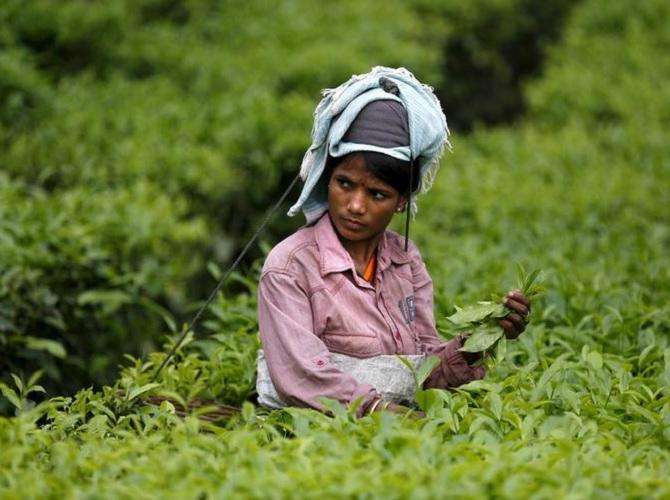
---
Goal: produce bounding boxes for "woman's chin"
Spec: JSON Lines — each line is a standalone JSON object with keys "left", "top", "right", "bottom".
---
{"left": 336, "top": 227, "right": 367, "bottom": 242}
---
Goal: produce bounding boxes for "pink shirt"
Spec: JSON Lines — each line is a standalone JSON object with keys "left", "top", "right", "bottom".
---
{"left": 258, "top": 214, "right": 485, "bottom": 414}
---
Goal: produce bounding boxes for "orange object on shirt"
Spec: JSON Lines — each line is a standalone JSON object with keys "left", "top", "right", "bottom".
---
{"left": 362, "top": 253, "right": 377, "bottom": 283}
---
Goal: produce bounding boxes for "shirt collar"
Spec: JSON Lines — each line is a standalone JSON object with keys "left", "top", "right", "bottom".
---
{"left": 314, "top": 214, "right": 411, "bottom": 278}
{"left": 314, "top": 214, "right": 354, "bottom": 276}
{"left": 377, "top": 227, "right": 412, "bottom": 272}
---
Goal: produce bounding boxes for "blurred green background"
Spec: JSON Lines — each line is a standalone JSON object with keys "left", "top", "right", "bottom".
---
{"left": 2, "top": 1, "right": 670, "bottom": 495}
{"left": 1, "top": 0, "right": 667, "bottom": 405}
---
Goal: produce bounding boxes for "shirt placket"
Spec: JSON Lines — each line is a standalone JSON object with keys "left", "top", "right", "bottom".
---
{"left": 373, "top": 272, "right": 405, "bottom": 353}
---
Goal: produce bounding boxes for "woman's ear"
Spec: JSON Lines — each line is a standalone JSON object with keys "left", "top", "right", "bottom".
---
{"left": 396, "top": 195, "right": 408, "bottom": 213}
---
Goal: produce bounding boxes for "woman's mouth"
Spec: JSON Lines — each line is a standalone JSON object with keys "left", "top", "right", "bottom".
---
{"left": 341, "top": 217, "right": 365, "bottom": 231}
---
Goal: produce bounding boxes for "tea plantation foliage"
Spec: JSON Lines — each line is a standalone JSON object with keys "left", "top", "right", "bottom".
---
{"left": 0, "top": 0, "right": 444, "bottom": 392}
{"left": 0, "top": 0, "right": 576, "bottom": 395}
{"left": 2, "top": 0, "right": 670, "bottom": 497}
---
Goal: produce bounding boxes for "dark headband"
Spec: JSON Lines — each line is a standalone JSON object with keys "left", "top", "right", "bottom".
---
{"left": 343, "top": 99, "right": 410, "bottom": 148}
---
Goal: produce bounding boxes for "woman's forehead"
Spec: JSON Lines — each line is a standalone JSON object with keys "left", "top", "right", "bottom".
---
{"left": 333, "top": 155, "right": 395, "bottom": 190}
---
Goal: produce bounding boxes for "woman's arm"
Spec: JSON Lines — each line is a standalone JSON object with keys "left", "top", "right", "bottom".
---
{"left": 258, "top": 270, "right": 380, "bottom": 415}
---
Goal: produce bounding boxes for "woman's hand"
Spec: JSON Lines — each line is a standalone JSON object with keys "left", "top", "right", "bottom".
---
{"left": 499, "top": 290, "right": 531, "bottom": 339}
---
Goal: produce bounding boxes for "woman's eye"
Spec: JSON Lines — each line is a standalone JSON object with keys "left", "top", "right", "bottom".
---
{"left": 337, "top": 178, "right": 351, "bottom": 188}
{"left": 371, "top": 191, "right": 387, "bottom": 200}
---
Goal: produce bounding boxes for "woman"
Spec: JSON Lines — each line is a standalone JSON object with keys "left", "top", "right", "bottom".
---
{"left": 257, "top": 67, "right": 530, "bottom": 416}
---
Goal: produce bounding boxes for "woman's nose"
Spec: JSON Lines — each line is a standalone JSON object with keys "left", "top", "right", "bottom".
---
{"left": 347, "top": 190, "right": 366, "bottom": 214}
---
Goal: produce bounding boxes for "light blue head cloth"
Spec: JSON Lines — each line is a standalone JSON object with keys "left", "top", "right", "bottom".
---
{"left": 287, "top": 66, "right": 451, "bottom": 224}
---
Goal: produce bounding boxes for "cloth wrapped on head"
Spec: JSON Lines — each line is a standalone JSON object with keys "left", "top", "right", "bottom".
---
{"left": 288, "top": 66, "right": 451, "bottom": 224}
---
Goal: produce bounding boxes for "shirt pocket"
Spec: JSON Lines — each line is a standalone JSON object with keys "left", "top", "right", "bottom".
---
{"left": 321, "top": 330, "right": 383, "bottom": 358}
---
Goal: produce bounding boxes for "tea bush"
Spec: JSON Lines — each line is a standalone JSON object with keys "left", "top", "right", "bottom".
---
{"left": 3, "top": 0, "right": 670, "bottom": 496}
{"left": 0, "top": 0, "right": 579, "bottom": 393}
{"left": 0, "top": 0, "right": 441, "bottom": 392}
{"left": 0, "top": 173, "right": 207, "bottom": 393}
{"left": 412, "top": 0, "right": 579, "bottom": 130}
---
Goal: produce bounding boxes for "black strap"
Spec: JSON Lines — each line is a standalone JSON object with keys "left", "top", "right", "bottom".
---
{"left": 404, "top": 158, "right": 414, "bottom": 252}
{"left": 151, "top": 173, "right": 302, "bottom": 382}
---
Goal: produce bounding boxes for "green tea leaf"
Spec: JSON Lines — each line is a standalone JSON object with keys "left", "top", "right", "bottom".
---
{"left": 586, "top": 351, "right": 603, "bottom": 370}
{"left": 0, "top": 382, "right": 22, "bottom": 410}
{"left": 25, "top": 385, "right": 46, "bottom": 396}
{"left": 138, "top": 297, "right": 178, "bottom": 333}
{"left": 127, "top": 383, "right": 161, "bottom": 402}
{"left": 516, "top": 265, "right": 543, "bottom": 297}
{"left": 78, "top": 289, "right": 133, "bottom": 315}
{"left": 487, "top": 392, "right": 503, "bottom": 421}
{"left": 523, "top": 269, "right": 542, "bottom": 295}
{"left": 241, "top": 401, "right": 256, "bottom": 422}
{"left": 396, "top": 355, "right": 415, "bottom": 374}
{"left": 319, "top": 398, "right": 349, "bottom": 420}
{"left": 460, "top": 328, "right": 504, "bottom": 353}
{"left": 23, "top": 337, "right": 67, "bottom": 358}
{"left": 447, "top": 302, "right": 507, "bottom": 326}
{"left": 27, "top": 370, "right": 44, "bottom": 389}
{"left": 495, "top": 335, "right": 507, "bottom": 363}
{"left": 415, "top": 388, "right": 441, "bottom": 414}
{"left": 415, "top": 355, "right": 441, "bottom": 388}
{"left": 10, "top": 373, "right": 23, "bottom": 393}
{"left": 516, "top": 262, "right": 527, "bottom": 290}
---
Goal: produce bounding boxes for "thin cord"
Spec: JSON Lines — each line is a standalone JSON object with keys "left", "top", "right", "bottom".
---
{"left": 151, "top": 173, "right": 302, "bottom": 382}
{"left": 404, "top": 158, "right": 414, "bottom": 252}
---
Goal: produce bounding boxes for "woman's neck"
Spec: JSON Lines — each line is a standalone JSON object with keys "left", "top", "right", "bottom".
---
{"left": 339, "top": 234, "right": 382, "bottom": 276}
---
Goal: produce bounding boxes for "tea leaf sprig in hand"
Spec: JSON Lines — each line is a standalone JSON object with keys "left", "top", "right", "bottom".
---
{"left": 447, "top": 265, "right": 543, "bottom": 359}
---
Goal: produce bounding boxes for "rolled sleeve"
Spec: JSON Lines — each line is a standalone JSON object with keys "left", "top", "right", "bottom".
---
{"left": 258, "top": 270, "right": 378, "bottom": 415}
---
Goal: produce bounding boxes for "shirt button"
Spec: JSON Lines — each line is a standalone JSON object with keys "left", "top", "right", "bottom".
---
{"left": 394, "top": 332, "right": 401, "bottom": 340}
{"left": 316, "top": 359, "right": 325, "bottom": 366}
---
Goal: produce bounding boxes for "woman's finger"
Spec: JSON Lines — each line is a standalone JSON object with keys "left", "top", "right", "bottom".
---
{"left": 499, "top": 318, "right": 522, "bottom": 339}
{"left": 507, "top": 312, "right": 526, "bottom": 329}
{"left": 503, "top": 297, "right": 530, "bottom": 317}
{"left": 506, "top": 290, "right": 530, "bottom": 308}
{"left": 501, "top": 312, "right": 527, "bottom": 337}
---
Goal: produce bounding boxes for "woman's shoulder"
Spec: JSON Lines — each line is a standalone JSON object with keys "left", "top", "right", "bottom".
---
{"left": 382, "top": 229, "right": 424, "bottom": 263}
{"left": 262, "top": 225, "right": 320, "bottom": 275}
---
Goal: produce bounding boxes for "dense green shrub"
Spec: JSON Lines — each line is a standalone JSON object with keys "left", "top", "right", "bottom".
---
{"left": 0, "top": 48, "right": 51, "bottom": 134}
{"left": 407, "top": 0, "right": 670, "bottom": 350}
{"left": 0, "top": 0, "right": 444, "bottom": 393}
{"left": 1, "top": 0, "right": 579, "bottom": 394}
{"left": 0, "top": 173, "right": 207, "bottom": 394}
{"left": 412, "top": 0, "right": 580, "bottom": 130}
{"left": 1, "top": 0, "right": 670, "bottom": 496}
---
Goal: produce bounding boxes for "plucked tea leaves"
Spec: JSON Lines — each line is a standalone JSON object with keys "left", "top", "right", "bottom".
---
{"left": 446, "top": 302, "right": 508, "bottom": 326}
{"left": 460, "top": 328, "right": 504, "bottom": 353}
{"left": 452, "top": 267, "right": 543, "bottom": 355}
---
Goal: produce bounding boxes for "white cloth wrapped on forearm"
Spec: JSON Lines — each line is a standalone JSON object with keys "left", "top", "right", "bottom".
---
{"left": 256, "top": 349, "right": 425, "bottom": 409}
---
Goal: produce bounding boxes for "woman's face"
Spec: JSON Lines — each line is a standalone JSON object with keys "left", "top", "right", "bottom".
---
{"left": 327, "top": 154, "right": 406, "bottom": 246}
